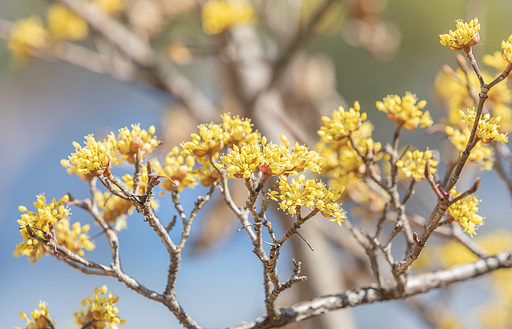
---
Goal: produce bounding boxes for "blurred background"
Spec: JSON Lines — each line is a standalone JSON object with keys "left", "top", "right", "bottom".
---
{"left": 1, "top": 0, "right": 512, "bottom": 328}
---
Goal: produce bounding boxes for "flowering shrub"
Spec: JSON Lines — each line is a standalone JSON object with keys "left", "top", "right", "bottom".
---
{"left": 6, "top": 2, "right": 512, "bottom": 329}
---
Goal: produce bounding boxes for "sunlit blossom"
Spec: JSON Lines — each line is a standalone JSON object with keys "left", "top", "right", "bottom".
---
{"left": 152, "top": 146, "right": 196, "bottom": 193}
{"left": 396, "top": 149, "right": 438, "bottom": 181}
{"left": 14, "top": 194, "right": 70, "bottom": 264}
{"left": 439, "top": 18, "right": 480, "bottom": 50}
{"left": 62, "top": 133, "right": 116, "bottom": 176}
{"left": 445, "top": 126, "right": 494, "bottom": 170}
{"left": 376, "top": 92, "right": 432, "bottom": 130}
{"left": 14, "top": 301, "right": 54, "bottom": 329}
{"left": 116, "top": 124, "right": 160, "bottom": 164}
{"left": 74, "top": 285, "right": 126, "bottom": 329}
{"left": 269, "top": 174, "right": 345, "bottom": 225}
{"left": 448, "top": 187, "right": 484, "bottom": 236}
{"left": 459, "top": 108, "right": 508, "bottom": 144}
{"left": 318, "top": 101, "right": 367, "bottom": 142}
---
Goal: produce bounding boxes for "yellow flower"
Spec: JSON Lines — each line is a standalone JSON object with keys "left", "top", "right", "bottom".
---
{"left": 448, "top": 187, "right": 483, "bottom": 236}
{"left": 93, "top": 0, "right": 127, "bottom": 14}
{"left": 221, "top": 113, "right": 260, "bottom": 147}
{"left": 318, "top": 101, "right": 368, "bottom": 142}
{"left": 439, "top": 18, "right": 480, "bottom": 50}
{"left": 15, "top": 301, "right": 55, "bottom": 329}
{"left": 435, "top": 67, "right": 512, "bottom": 130}
{"left": 269, "top": 174, "right": 345, "bottom": 225}
{"left": 14, "top": 194, "right": 70, "bottom": 264}
{"left": 501, "top": 34, "right": 512, "bottom": 63}
{"left": 260, "top": 135, "right": 321, "bottom": 176}
{"left": 152, "top": 147, "right": 196, "bottom": 192}
{"left": 445, "top": 126, "right": 494, "bottom": 170}
{"left": 47, "top": 3, "right": 88, "bottom": 41}
{"left": 376, "top": 92, "right": 432, "bottom": 130}
{"left": 74, "top": 285, "right": 127, "bottom": 329}
{"left": 8, "top": 16, "right": 47, "bottom": 60}
{"left": 181, "top": 122, "right": 229, "bottom": 160}
{"left": 202, "top": 0, "right": 257, "bottom": 35}
{"left": 218, "top": 143, "right": 262, "bottom": 179}
{"left": 317, "top": 121, "right": 382, "bottom": 191}
{"left": 116, "top": 124, "right": 160, "bottom": 164}
{"left": 62, "top": 133, "right": 116, "bottom": 176}
{"left": 55, "top": 218, "right": 95, "bottom": 256}
{"left": 396, "top": 149, "right": 438, "bottom": 181}
{"left": 459, "top": 108, "right": 509, "bottom": 143}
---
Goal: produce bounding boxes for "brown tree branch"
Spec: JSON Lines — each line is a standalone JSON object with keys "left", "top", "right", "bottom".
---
{"left": 232, "top": 249, "right": 512, "bottom": 329}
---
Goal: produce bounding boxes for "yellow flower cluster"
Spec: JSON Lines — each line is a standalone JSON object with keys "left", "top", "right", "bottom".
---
{"left": 182, "top": 113, "right": 260, "bottom": 160}
{"left": 8, "top": 17, "right": 47, "bottom": 60}
{"left": 318, "top": 122, "right": 380, "bottom": 185}
{"left": 14, "top": 301, "right": 54, "bottom": 329}
{"left": 376, "top": 92, "right": 432, "bottom": 130}
{"left": 269, "top": 175, "right": 346, "bottom": 225}
{"left": 459, "top": 109, "right": 509, "bottom": 143}
{"left": 317, "top": 109, "right": 387, "bottom": 219}
{"left": 218, "top": 142, "right": 262, "bottom": 179}
{"left": 439, "top": 18, "right": 480, "bottom": 50}
{"left": 448, "top": 187, "right": 484, "bottom": 236}
{"left": 47, "top": 3, "right": 88, "bottom": 42}
{"left": 62, "top": 133, "right": 117, "bottom": 176}
{"left": 435, "top": 61, "right": 512, "bottom": 169}
{"left": 55, "top": 218, "right": 95, "bottom": 256}
{"left": 502, "top": 34, "right": 512, "bottom": 63}
{"left": 218, "top": 133, "right": 321, "bottom": 179}
{"left": 93, "top": 0, "right": 127, "bottom": 14}
{"left": 202, "top": 0, "right": 257, "bottom": 35}
{"left": 14, "top": 194, "right": 70, "bottom": 264}
{"left": 116, "top": 124, "right": 160, "bottom": 164}
{"left": 396, "top": 149, "right": 438, "bottom": 181}
{"left": 221, "top": 113, "right": 260, "bottom": 147}
{"left": 262, "top": 135, "right": 321, "bottom": 176}
{"left": 182, "top": 122, "right": 229, "bottom": 159}
{"left": 152, "top": 146, "right": 196, "bottom": 192}
{"left": 149, "top": 114, "right": 261, "bottom": 189}
{"left": 74, "top": 285, "right": 126, "bottom": 329}
{"left": 318, "top": 102, "right": 368, "bottom": 142}
{"left": 445, "top": 126, "right": 494, "bottom": 170}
